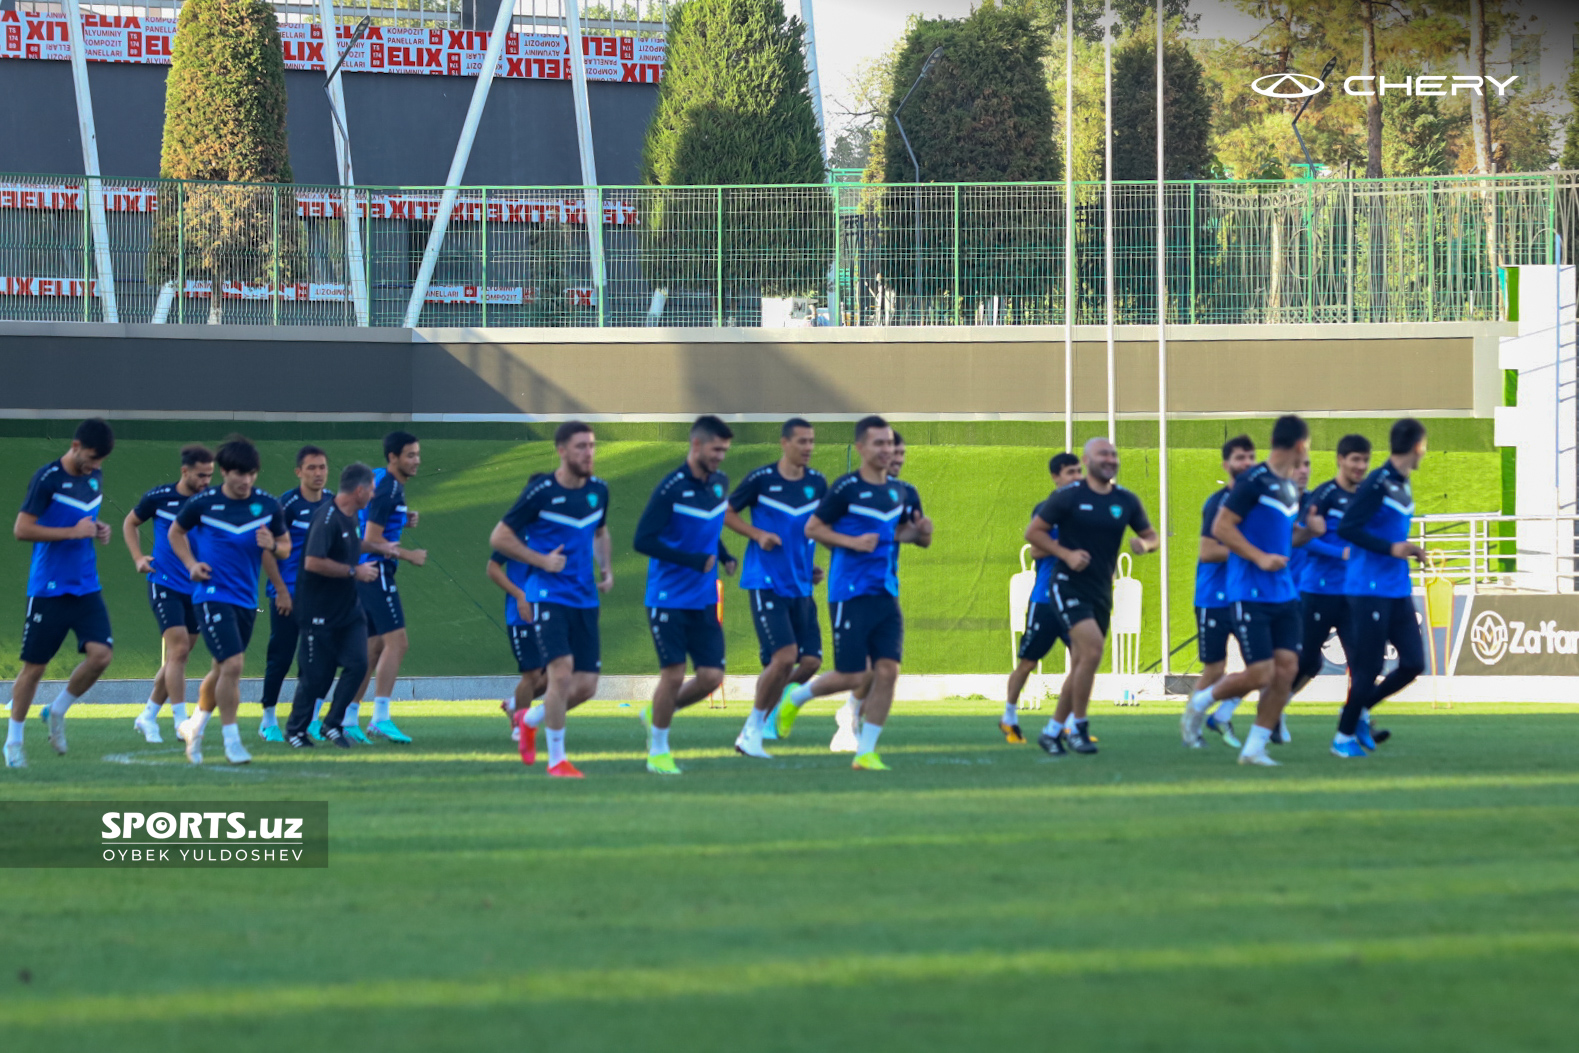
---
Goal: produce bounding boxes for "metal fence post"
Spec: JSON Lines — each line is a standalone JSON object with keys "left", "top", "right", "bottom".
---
{"left": 1346, "top": 179, "right": 1355, "bottom": 323}
{"left": 831, "top": 187, "right": 843, "bottom": 325}
{"left": 271, "top": 184, "right": 281, "bottom": 326}
{"left": 1427, "top": 181, "right": 1436, "bottom": 322}
{"left": 952, "top": 183, "right": 961, "bottom": 325}
{"left": 1188, "top": 183, "right": 1196, "bottom": 324}
{"left": 715, "top": 185, "right": 725, "bottom": 328}
{"left": 480, "top": 187, "right": 488, "bottom": 329}
{"left": 81, "top": 176, "right": 90, "bottom": 322}
{"left": 177, "top": 180, "right": 185, "bottom": 324}
{"left": 1304, "top": 179, "right": 1314, "bottom": 324}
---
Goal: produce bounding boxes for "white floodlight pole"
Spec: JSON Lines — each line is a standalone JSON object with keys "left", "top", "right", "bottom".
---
{"left": 319, "top": 0, "right": 370, "bottom": 326}
{"left": 403, "top": 0, "right": 517, "bottom": 328}
{"left": 1103, "top": 0, "right": 1115, "bottom": 441}
{"left": 565, "top": 0, "right": 608, "bottom": 324}
{"left": 1155, "top": 0, "right": 1169, "bottom": 675}
{"left": 803, "top": 0, "right": 840, "bottom": 325}
{"left": 63, "top": 0, "right": 118, "bottom": 323}
{"left": 1063, "top": 0, "right": 1074, "bottom": 451}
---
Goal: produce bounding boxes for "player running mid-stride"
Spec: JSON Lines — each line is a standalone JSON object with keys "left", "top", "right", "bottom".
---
{"left": 284, "top": 462, "right": 385, "bottom": 749}
{"left": 489, "top": 422, "right": 613, "bottom": 778}
{"left": 724, "top": 417, "right": 827, "bottom": 759}
{"left": 7, "top": 419, "right": 116, "bottom": 769}
{"left": 1331, "top": 418, "right": 1429, "bottom": 758}
{"left": 169, "top": 437, "right": 290, "bottom": 765}
{"left": 1190, "top": 435, "right": 1257, "bottom": 749}
{"left": 258, "top": 445, "right": 331, "bottom": 742}
{"left": 121, "top": 443, "right": 213, "bottom": 744}
{"left": 350, "top": 431, "right": 428, "bottom": 744}
{"left": 1182, "top": 416, "right": 1321, "bottom": 766}
{"left": 1028, "top": 437, "right": 1158, "bottom": 756}
{"left": 1291, "top": 434, "right": 1371, "bottom": 700}
{"left": 635, "top": 416, "right": 737, "bottom": 775}
{"left": 1001, "top": 452, "right": 1083, "bottom": 743}
{"left": 487, "top": 548, "right": 547, "bottom": 744}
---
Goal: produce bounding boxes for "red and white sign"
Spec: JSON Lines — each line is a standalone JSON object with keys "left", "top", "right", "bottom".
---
{"left": 1, "top": 11, "right": 664, "bottom": 83}
{"left": 1, "top": 276, "right": 536, "bottom": 305}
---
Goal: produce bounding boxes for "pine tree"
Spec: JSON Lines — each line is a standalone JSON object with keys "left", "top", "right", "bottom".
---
{"left": 1109, "top": 23, "right": 1215, "bottom": 180}
{"left": 1560, "top": 61, "right": 1579, "bottom": 171}
{"left": 148, "top": 0, "right": 299, "bottom": 320}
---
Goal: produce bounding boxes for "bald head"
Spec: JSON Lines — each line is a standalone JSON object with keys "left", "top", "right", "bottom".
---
{"left": 1082, "top": 436, "right": 1119, "bottom": 484}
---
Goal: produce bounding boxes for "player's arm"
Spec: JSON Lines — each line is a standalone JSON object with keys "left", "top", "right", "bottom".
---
{"left": 593, "top": 525, "right": 614, "bottom": 593}
{"left": 1303, "top": 501, "right": 1349, "bottom": 559}
{"left": 1292, "top": 501, "right": 1326, "bottom": 546}
{"left": 1211, "top": 506, "right": 1283, "bottom": 572}
{"left": 1025, "top": 514, "right": 1078, "bottom": 563}
{"left": 717, "top": 537, "right": 737, "bottom": 575}
{"left": 258, "top": 509, "right": 290, "bottom": 562}
{"left": 633, "top": 485, "right": 714, "bottom": 572}
{"left": 485, "top": 553, "right": 533, "bottom": 621}
{"left": 262, "top": 551, "right": 291, "bottom": 612}
{"left": 13, "top": 511, "right": 97, "bottom": 544}
{"left": 1336, "top": 479, "right": 1424, "bottom": 561}
{"left": 805, "top": 515, "right": 878, "bottom": 553}
{"left": 364, "top": 520, "right": 425, "bottom": 567}
{"left": 303, "top": 515, "right": 375, "bottom": 582}
{"left": 121, "top": 507, "right": 154, "bottom": 573}
{"left": 166, "top": 521, "right": 212, "bottom": 582}
{"left": 1197, "top": 495, "right": 1229, "bottom": 563}
{"left": 896, "top": 497, "right": 933, "bottom": 548}
{"left": 488, "top": 520, "right": 566, "bottom": 574}
{"left": 725, "top": 477, "right": 780, "bottom": 550}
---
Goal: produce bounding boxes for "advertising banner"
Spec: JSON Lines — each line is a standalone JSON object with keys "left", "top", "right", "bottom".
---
{"left": 1450, "top": 594, "right": 1579, "bottom": 676}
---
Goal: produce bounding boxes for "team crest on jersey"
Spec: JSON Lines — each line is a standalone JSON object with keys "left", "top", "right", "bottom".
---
{"left": 89, "top": 478, "right": 100, "bottom": 492}
{"left": 250, "top": 503, "right": 263, "bottom": 516}
{"left": 1110, "top": 504, "right": 1123, "bottom": 519}
{"left": 713, "top": 483, "right": 724, "bottom": 497}
{"left": 804, "top": 485, "right": 815, "bottom": 499}
{"left": 588, "top": 493, "right": 599, "bottom": 508}
{"left": 888, "top": 488, "right": 898, "bottom": 502}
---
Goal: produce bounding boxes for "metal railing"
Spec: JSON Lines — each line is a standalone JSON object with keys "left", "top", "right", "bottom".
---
{"left": 1, "top": 171, "right": 1574, "bottom": 328}
{"left": 1414, "top": 513, "right": 1579, "bottom": 595}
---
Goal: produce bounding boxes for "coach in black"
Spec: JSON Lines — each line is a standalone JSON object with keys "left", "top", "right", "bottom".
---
{"left": 285, "top": 463, "right": 391, "bottom": 748}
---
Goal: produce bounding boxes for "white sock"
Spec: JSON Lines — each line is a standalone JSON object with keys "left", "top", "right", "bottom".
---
{"left": 546, "top": 727, "right": 567, "bottom": 766}
{"left": 1243, "top": 724, "right": 1272, "bottom": 755}
{"left": 1042, "top": 716, "right": 1062, "bottom": 736}
{"left": 344, "top": 702, "right": 361, "bottom": 727}
{"left": 6, "top": 718, "right": 22, "bottom": 745}
{"left": 50, "top": 688, "right": 79, "bottom": 717}
{"left": 1189, "top": 687, "right": 1215, "bottom": 713}
{"left": 1358, "top": 709, "right": 1371, "bottom": 727}
{"left": 502, "top": 698, "right": 517, "bottom": 715}
{"left": 372, "top": 697, "right": 391, "bottom": 724}
{"left": 856, "top": 720, "right": 884, "bottom": 755}
{"left": 1002, "top": 702, "right": 1018, "bottom": 725}
{"left": 142, "top": 700, "right": 161, "bottom": 720}
{"left": 840, "top": 694, "right": 861, "bottom": 722}
{"left": 522, "top": 704, "right": 546, "bottom": 730}
{"left": 1064, "top": 715, "right": 1079, "bottom": 734}
{"left": 220, "top": 723, "right": 242, "bottom": 748}
{"left": 259, "top": 708, "right": 278, "bottom": 730}
{"left": 1212, "top": 697, "right": 1241, "bottom": 722}
{"left": 745, "top": 708, "right": 766, "bottom": 733}
{"left": 1334, "top": 731, "right": 1357, "bottom": 744}
{"left": 789, "top": 683, "right": 813, "bottom": 706}
{"left": 651, "top": 726, "right": 671, "bottom": 756}
{"left": 193, "top": 709, "right": 212, "bottom": 734}
{"left": 171, "top": 702, "right": 187, "bottom": 723}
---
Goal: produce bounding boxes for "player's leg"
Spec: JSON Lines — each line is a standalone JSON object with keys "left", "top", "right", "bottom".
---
{"left": 769, "top": 598, "right": 824, "bottom": 741}
{"left": 36, "top": 596, "right": 114, "bottom": 756}
{"left": 1238, "top": 603, "right": 1302, "bottom": 765}
{"left": 346, "top": 623, "right": 384, "bottom": 743}
{"left": 505, "top": 622, "right": 547, "bottom": 749}
{"left": 1006, "top": 599, "right": 1061, "bottom": 743}
{"left": 257, "top": 597, "right": 298, "bottom": 742}
{"left": 1292, "top": 594, "right": 1333, "bottom": 695}
{"left": 742, "top": 590, "right": 796, "bottom": 754}
{"left": 5, "top": 594, "right": 74, "bottom": 765}
{"left": 1335, "top": 597, "right": 1388, "bottom": 756}
{"left": 1051, "top": 616, "right": 1104, "bottom": 755}
{"left": 850, "top": 598, "right": 903, "bottom": 770}
{"left": 367, "top": 617, "right": 411, "bottom": 743}
{"left": 1194, "top": 607, "right": 1241, "bottom": 747}
{"left": 1003, "top": 658, "right": 1038, "bottom": 742}
{"left": 211, "top": 604, "right": 256, "bottom": 764}
{"left": 1356, "top": 598, "right": 1423, "bottom": 748}
{"left": 789, "top": 598, "right": 877, "bottom": 729}
{"left": 147, "top": 624, "right": 194, "bottom": 741}
{"left": 1186, "top": 603, "right": 1275, "bottom": 748}
{"left": 285, "top": 624, "right": 331, "bottom": 747}
{"left": 5, "top": 661, "right": 48, "bottom": 768}
{"left": 319, "top": 621, "right": 369, "bottom": 747}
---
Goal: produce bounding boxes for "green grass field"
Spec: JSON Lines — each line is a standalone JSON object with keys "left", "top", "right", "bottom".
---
{"left": 0, "top": 430, "right": 1501, "bottom": 681}
{"left": 1, "top": 700, "right": 1576, "bottom": 1052}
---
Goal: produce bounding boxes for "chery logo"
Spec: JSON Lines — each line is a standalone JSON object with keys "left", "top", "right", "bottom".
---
{"left": 1252, "top": 71, "right": 1518, "bottom": 98}
{"left": 1251, "top": 73, "right": 1325, "bottom": 99}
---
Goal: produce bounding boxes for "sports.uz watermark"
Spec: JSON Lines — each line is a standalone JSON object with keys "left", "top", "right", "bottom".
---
{"left": 0, "top": 801, "right": 329, "bottom": 868}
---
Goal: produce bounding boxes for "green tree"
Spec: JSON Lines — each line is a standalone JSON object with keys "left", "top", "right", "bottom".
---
{"left": 1564, "top": 61, "right": 1579, "bottom": 170}
{"left": 1380, "top": 69, "right": 1450, "bottom": 176}
{"left": 148, "top": 0, "right": 299, "bottom": 320}
{"left": 1110, "top": 17, "right": 1216, "bottom": 179}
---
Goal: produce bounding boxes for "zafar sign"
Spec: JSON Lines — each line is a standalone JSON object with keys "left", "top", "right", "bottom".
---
{"left": 1453, "top": 595, "right": 1579, "bottom": 676}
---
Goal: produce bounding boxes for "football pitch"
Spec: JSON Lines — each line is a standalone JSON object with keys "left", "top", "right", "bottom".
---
{"left": 2, "top": 699, "right": 1576, "bottom": 1052}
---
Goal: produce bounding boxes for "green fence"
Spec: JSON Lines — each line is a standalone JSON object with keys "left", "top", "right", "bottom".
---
{"left": 0, "top": 171, "right": 1573, "bottom": 328}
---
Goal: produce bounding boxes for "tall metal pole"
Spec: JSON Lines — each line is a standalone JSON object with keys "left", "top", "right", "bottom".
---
{"left": 802, "top": 0, "right": 840, "bottom": 325}
{"left": 319, "top": 3, "right": 370, "bottom": 326}
{"left": 1103, "top": 0, "right": 1115, "bottom": 440}
{"left": 63, "top": 0, "right": 117, "bottom": 323}
{"left": 1155, "top": 0, "right": 1170, "bottom": 675}
{"left": 565, "top": 0, "right": 608, "bottom": 325}
{"left": 1063, "top": 0, "right": 1075, "bottom": 452}
{"left": 403, "top": 0, "right": 517, "bottom": 328}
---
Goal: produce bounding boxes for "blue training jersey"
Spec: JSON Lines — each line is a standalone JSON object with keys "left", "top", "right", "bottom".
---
{"left": 489, "top": 550, "right": 533, "bottom": 627}
{"left": 1287, "top": 495, "right": 1311, "bottom": 587}
{"left": 358, "top": 468, "right": 409, "bottom": 568}
{"left": 816, "top": 471, "right": 905, "bottom": 601}
{"left": 1298, "top": 479, "right": 1356, "bottom": 595}
{"left": 176, "top": 486, "right": 288, "bottom": 609}
{"left": 133, "top": 481, "right": 198, "bottom": 595}
{"left": 1029, "top": 498, "right": 1059, "bottom": 605}
{"left": 20, "top": 459, "right": 104, "bottom": 598}
{"left": 889, "top": 478, "right": 924, "bottom": 579}
{"left": 1193, "top": 487, "right": 1231, "bottom": 608}
{"left": 729, "top": 464, "right": 826, "bottom": 598}
{"left": 1222, "top": 462, "right": 1300, "bottom": 605}
{"left": 268, "top": 486, "right": 330, "bottom": 598}
{"left": 1338, "top": 461, "right": 1416, "bottom": 599}
{"left": 635, "top": 463, "right": 731, "bottom": 610}
{"left": 500, "top": 472, "right": 609, "bottom": 609}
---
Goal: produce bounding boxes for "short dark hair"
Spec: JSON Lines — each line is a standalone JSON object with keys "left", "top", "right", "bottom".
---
{"left": 1390, "top": 417, "right": 1427, "bottom": 455}
{"left": 891, "top": 429, "right": 906, "bottom": 447}
{"left": 1336, "top": 433, "right": 1372, "bottom": 459}
{"left": 1221, "top": 434, "right": 1255, "bottom": 461}
{"left": 854, "top": 415, "right": 890, "bottom": 442}
{"left": 690, "top": 415, "right": 733, "bottom": 441}
{"left": 1270, "top": 415, "right": 1308, "bottom": 451}
{"left": 179, "top": 443, "right": 214, "bottom": 467}
{"left": 554, "top": 420, "right": 593, "bottom": 447}
{"left": 781, "top": 417, "right": 812, "bottom": 439}
{"left": 383, "top": 430, "right": 419, "bottom": 461}
{"left": 73, "top": 418, "right": 114, "bottom": 457}
{"left": 1049, "top": 452, "right": 1080, "bottom": 476}
{"left": 296, "top": 444, "right": 327, "bottom": 466}
{"left": 215, "top": 435, "right": 260, "bottom": 475}
{"left": 339, "top": 461, "right": 374, "bottom": 493}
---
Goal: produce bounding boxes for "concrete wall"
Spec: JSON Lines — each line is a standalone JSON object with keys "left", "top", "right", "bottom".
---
{"left": 0, "top": 58, "right": 657, "bottom": 185}
{"left": 0, "top": 320, "right": 1510, "bottom": 422}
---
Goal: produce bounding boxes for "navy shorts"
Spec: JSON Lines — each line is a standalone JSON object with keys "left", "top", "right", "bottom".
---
{"left": 198, "top": 601, "right": 257, "bottom": 663}
{"left": 648, "top": 607, "right": 726, "bottom": 671}
{"left": 533, "top": 602, "right": 601, "bottom": 673}
{"left": 508, "top": 624, "right": 544, "bottom": 673}
{"left": 358, "top": 563, "right": 406, "bottom": 636}
{"left": 1051, "top": 573, "right": 1112, "bottom": 637}
{"left": 1196, "top": 605, "right": 1233, "bottom": 665}
{"left": 20, "top": 592, "right": 113, "bottom": 666}
{"left": 1017, "top": 599, "right": 1069, "bottom": 664}
{"left": 749, "top": 590, "right": 822, "bottom": 666}
{"left": 830, "top": 593, "right": 904, "bottom": 674}
{"left": 148, "top": 579, "right": 199, "bottom": 636}
{"left": 1231, "top": 600, "right": 1302, "bottom": 665}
